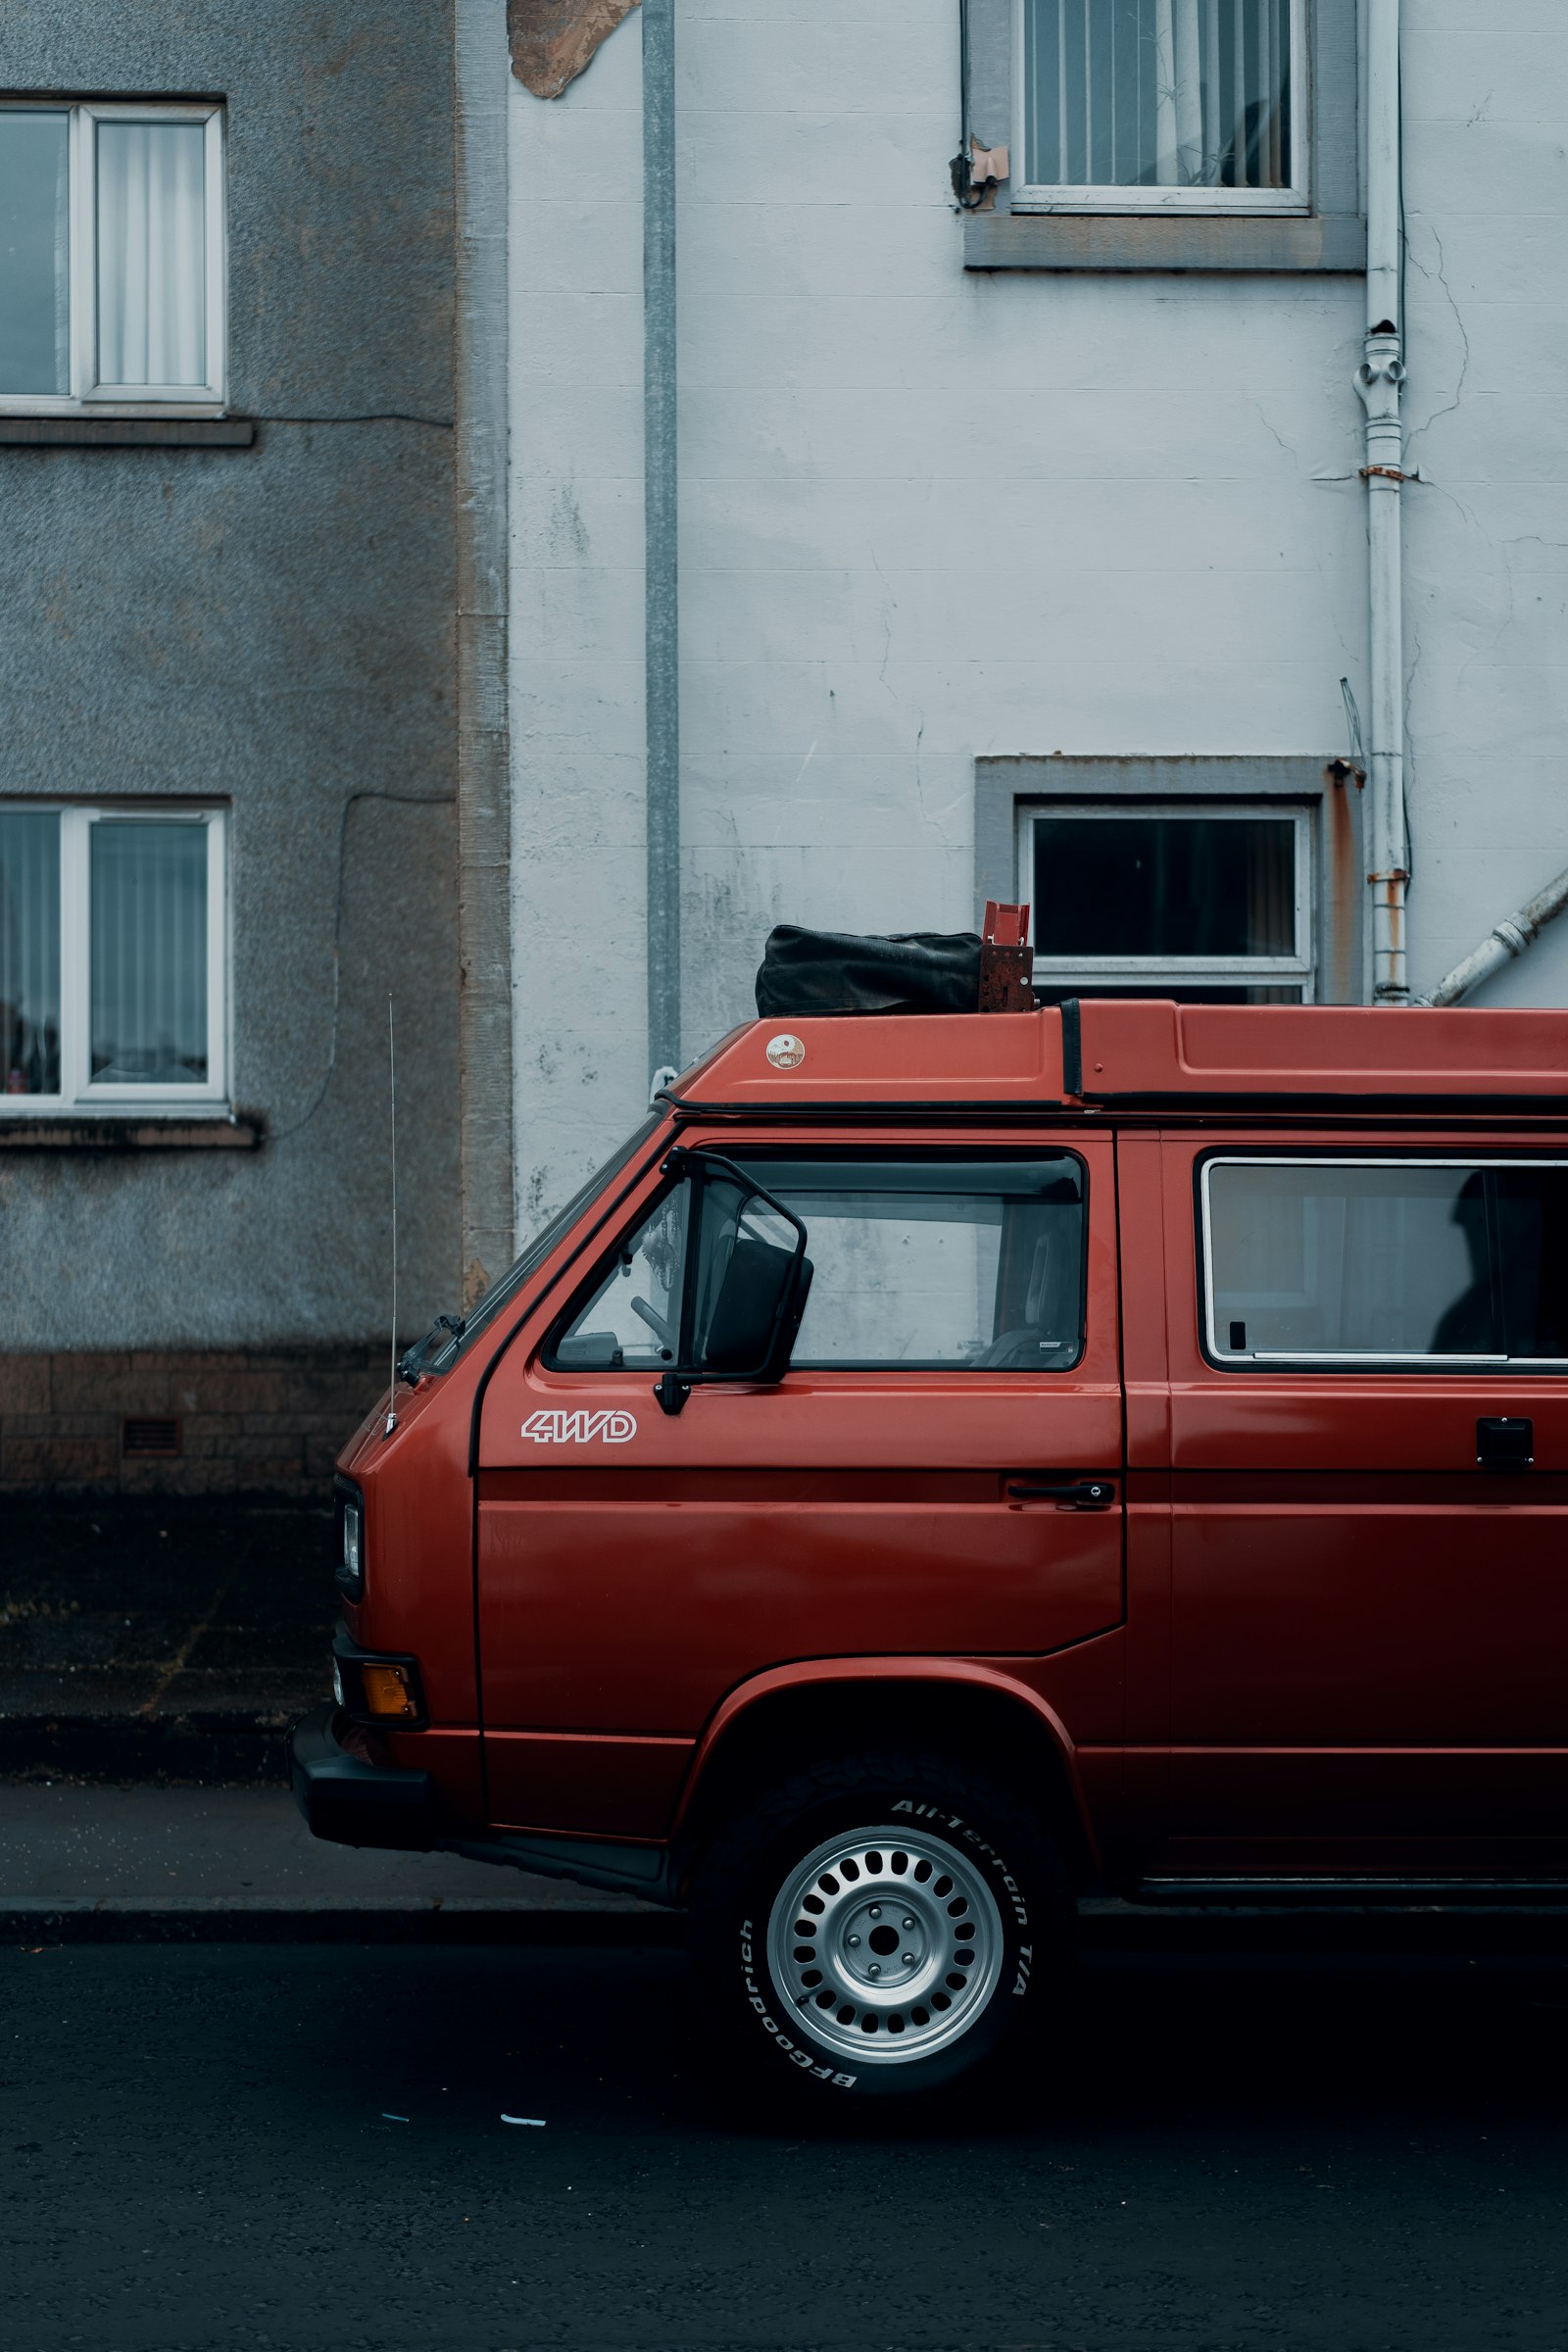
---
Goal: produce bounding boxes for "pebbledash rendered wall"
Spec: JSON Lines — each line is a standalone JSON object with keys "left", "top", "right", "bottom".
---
{"left": 507, "top": 0, "right": 1568, "bottom": 1229}
{"left": 0, "top": 0, "right": 462, "bottom": 1494}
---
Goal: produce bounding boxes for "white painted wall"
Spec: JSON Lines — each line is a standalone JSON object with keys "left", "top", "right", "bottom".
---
{"left": 509, "top": 16, "right": 649, "bottom": 1234}
{"left": 1399, "top": 1, "right": 1568, "bottom": 1005}
{"left": 509, "top": 0, "right": 1568, "bottom": 1231}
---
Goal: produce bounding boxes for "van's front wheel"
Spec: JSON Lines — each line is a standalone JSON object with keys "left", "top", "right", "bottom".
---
{"left": 688, "top": 1750, "right": 1074, "bottom": 2100}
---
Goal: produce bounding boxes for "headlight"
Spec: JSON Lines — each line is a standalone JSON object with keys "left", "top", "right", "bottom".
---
{"left": 335, "top": 1481, "right": 366, "bottom": 1601}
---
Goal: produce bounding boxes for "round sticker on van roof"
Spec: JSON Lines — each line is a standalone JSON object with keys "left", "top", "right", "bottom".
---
{"left": 765, "top": 1032, "right": 806, "bottom": 1070}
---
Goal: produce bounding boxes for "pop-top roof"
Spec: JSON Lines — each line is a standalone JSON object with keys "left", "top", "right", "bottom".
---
{"left": 671, "top": 1001, "right": 1568, "bottom": 1114}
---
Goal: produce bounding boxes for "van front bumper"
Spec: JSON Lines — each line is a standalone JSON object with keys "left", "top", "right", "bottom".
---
{"left": 289, "top": 1701, "right": 440, "bottom": 1851}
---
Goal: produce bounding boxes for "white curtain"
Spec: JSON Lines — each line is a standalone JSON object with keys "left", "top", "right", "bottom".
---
{"left": 1023, "top": 0, "right": 1292, "bottom": 190}
{"left": 89, "top": 821, "right": 209, "bottom": 1084}
{"left": 96, "top": 120, "right": 207, "bottom": 387}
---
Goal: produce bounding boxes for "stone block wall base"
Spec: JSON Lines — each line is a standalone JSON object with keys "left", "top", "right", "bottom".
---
{"left": 0, "top": 1349, "right": 389, "bottom": 1496}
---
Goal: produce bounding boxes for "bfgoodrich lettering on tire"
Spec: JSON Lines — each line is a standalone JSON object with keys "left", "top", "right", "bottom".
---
{"left": 688, "top": 1748, "right": 1075, "bottom": 2100}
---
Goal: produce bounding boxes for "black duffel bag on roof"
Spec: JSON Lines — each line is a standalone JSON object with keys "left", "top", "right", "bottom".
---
{"left": 755, "top": 925, "right": 983, "bottom": 1018}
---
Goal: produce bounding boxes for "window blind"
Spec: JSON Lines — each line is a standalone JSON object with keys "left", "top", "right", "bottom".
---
{"left": 1022, "top": 0, "right": 1293, "bottom": 190}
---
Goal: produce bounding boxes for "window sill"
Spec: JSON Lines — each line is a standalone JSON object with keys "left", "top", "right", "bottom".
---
{"left": 963, "top": 212, "right": 1366, "bottom": 273}
{"left": 0, "top": 1114, "right": 262, "bottom": 1150}
{"left": 0, "top": 416, "right": 254, "bottom": 448}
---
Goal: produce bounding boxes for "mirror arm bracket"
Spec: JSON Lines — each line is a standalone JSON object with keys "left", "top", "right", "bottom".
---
{"left": 653, "top": 1370, "right": 692, "bottom": 1417}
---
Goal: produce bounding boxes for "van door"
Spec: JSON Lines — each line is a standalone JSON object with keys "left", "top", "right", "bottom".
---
{"left": 1160, "top": 1137, "right": 1568, "bottom": 1881}
{"left": 475, "top": 1134, "right": 1124, "bottom": 1836}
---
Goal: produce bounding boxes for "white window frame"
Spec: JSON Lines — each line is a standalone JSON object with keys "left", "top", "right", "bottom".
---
{"left": 0, "top": 804, "right": 229, "bottom": 1115}
{"left": 1018, "top": 800, "right": 1316, "bottom": 1000}
{"left": 0, "top": 99, "right": 226, "bottom": 415}
{"left": 1010, "top": 0, "right": 1311, "bottom": 215}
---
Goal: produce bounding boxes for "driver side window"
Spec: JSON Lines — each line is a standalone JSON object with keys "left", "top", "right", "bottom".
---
{"left": 549, "top": 1150, "right": 1088, "bottom": 1375}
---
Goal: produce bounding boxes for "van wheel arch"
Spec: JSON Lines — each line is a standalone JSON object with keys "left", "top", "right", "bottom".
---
{"left": 671, "top": 1678, "right": 1096, "bottom": 1897}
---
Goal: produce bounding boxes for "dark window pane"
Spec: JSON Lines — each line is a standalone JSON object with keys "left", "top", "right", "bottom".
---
{"left": 1495, "top": 1169, "right": 1568, "bottom": 1360}
{"left": 1208, "top": 1161, "right": 1498, "bottom": 1360}
{"left": 0, "top": 112, "right": 70, "bottom": 397}
{"left": 0, "top": 810, "right": 61, "bottom": 1095}
{"left": 1033, "top": 815, "right": 1296, "bottom": 959}
{"left": 90, "top": 820, "right": 209, "bottom": 1083}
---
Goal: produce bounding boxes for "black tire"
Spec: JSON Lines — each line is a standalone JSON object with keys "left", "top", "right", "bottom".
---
{"left": 687, "top": 1747, "right": 1075, "bottom": 2102}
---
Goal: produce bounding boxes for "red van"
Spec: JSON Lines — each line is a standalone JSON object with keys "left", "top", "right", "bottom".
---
{"left": 292, "top": 995, "right": 1568, "bottom": 2099}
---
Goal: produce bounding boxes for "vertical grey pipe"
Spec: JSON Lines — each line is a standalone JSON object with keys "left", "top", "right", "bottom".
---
{"left": 454, "top": 0, "right": 514, "bottom": 1292}
{"left": 1357, "top": 0, "right": 1409, "bottom": 1004}
{"left": 643, "top": 0, "right": 680, "bottom": 1086}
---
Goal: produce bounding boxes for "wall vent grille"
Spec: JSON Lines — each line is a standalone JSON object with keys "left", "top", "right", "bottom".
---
{"left": 122, "top": 1417, "right": 181, "bottom": 1458}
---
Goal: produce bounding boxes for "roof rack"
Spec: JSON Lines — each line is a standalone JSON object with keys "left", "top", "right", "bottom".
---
{"left": 665, "top": 999, "right": 1568, "bottom": 1118}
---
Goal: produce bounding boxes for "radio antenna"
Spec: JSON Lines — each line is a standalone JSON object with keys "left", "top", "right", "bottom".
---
{"left": 384, "top": 992, "right": 399, "bottom": 1437}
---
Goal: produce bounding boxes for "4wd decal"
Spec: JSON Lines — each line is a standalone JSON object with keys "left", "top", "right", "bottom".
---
{"left": 521, "top": 1409, "right": 637, "bottom": 1445}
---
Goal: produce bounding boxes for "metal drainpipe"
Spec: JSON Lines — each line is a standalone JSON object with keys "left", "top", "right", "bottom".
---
{"left": 453, "top": 0, "right": 514, "bottom": 1295}
{"left": 1354, "top": 0, "right": 1409, "bottom": 1004}
{"left": 643, "top": 0, "right": 680, "bottom": 1091}
{"left": 1419, "top": 866, "right": 1568, "bottom": 1006}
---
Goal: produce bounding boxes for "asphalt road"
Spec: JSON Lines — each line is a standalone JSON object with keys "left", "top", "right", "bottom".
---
{"left": 6, "top": 1936, "right": 1568, "bottom": 2352}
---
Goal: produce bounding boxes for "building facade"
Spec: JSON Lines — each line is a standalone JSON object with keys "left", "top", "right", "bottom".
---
{"left": 3, "top": 0, "right": 1563, "bottom": 1491}
{"left": 0, "top": 1, "right": 473, "bottom": 1491}
{"left": 507, "top": 0, "right": 1568, "bottom": 1222}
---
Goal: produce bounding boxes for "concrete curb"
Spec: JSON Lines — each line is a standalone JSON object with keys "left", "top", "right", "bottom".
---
{"left": 12, "top": 1894, "right": 1568, "bottom": 1951}
{"left": 2, "top": 1896, "right": 684, "bottom": 1945}
{"left": 0, "top": 1720, "right": 289, "bottom": 1784}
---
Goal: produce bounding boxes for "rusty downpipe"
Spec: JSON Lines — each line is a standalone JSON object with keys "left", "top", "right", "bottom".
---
{"left": 1355, "top": 0, "right": 1409, "bottom": 1004}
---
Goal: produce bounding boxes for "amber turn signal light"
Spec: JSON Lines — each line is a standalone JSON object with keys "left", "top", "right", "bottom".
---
{"left": 360, "top": 1662, "right": 419, "bottom": 1720}
{"left": 333, "top": 1642, "right": 427, "bottom": 1729}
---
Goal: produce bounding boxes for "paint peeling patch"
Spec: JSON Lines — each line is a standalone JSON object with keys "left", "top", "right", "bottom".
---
{"left": 509, "top": 0, "right": 640, "bottom": 99}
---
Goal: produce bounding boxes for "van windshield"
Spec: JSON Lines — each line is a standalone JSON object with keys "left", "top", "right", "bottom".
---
{"left": 410, "top": 1115, "right": 662, "bottom": 1378}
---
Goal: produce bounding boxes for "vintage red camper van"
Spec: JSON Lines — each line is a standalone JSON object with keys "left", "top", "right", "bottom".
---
{"left": 293, "top": 994, "right": 1568, "bottom": 2098}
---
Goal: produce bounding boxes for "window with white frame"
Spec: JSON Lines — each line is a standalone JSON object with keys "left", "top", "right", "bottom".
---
{"left": 1019, "top": 803, "right": 1314, "bottom": 1002}
{"left": 0, "top": 807, "right": 227, "bottom": 1109}
{"left": 0, "top": 101, "right": 225, "bottom": 410}
{"left": 1014, "top": 0, "right": 1306, "bottom": 211}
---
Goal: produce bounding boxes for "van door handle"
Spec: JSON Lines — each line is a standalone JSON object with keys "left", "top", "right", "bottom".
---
{"left": 1005, "top": 1479, "right": 1116, "bottom": 1508}
{"left": 1477, "top": 1416, "right": 1533, "bottom": 1469}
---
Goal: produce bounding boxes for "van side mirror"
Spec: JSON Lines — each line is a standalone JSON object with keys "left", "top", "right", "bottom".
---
{"left": 700, "top": 1231, "right": 814, "bottom": 1382}
{"left": 653, "top": 1152, "right": 812, "bottom": 1416}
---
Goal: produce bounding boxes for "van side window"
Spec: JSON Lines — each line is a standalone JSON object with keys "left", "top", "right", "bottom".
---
{"left": 1203, "top": 1158, "right": 1568, "bottom": 1367}
{"left": 717, "top": 1154, "right": 1087, "bottom": 1372}
{"left": 550, "top": 1152, "right": 1088, "bottom": 1376}
{"left": 552, "top": 1183, "right": 690, "bottom": 1371}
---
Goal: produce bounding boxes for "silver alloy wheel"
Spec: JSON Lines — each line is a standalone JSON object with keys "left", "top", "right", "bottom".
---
{"left": 765, "top": 1822, "right": 1004, "bottom": 2065}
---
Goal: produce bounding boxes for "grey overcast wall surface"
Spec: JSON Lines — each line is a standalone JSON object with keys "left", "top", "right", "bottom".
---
{"left": 0, "top": 0, "right": 460, "bottom": 1352}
